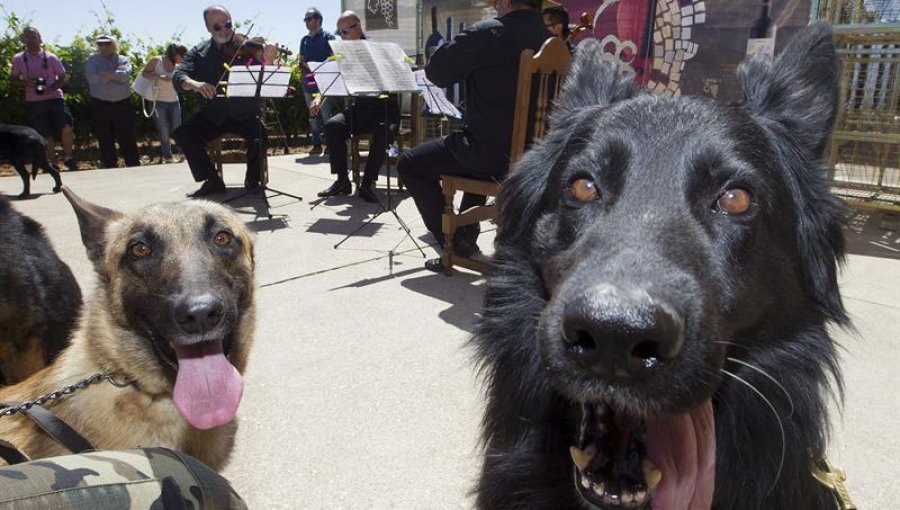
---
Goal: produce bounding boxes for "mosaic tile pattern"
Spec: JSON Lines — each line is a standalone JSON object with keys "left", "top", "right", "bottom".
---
{"left": 647, "top": 0, "right": 706, "bottom": 97}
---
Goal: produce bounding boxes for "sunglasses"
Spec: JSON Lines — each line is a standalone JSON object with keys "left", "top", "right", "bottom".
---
{"left": 338, "top": 23, "right": 358, "bottom": 36}
{"left": 303, "top": 17, "right": 317, "bottom": 22}
{"left": 212, "top": 21, "right": 233, "bottom": 32}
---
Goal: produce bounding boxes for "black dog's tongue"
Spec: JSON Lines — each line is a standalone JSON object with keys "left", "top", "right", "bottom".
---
{"left": 572, "top": 401, "right": 716, "bottom": 509}
{"left": 645, "top": 401, "right": 716, "bottom": 509}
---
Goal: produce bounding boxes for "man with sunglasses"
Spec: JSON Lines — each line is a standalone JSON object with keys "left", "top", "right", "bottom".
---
{"left": 311, "top": 11, "right": 400, "bottom": 203}
{"left": 397, "top": 0, "right": 550, "bottom": 272}
{"left": 174, "top": 4, "right": 278, "bottom": 198}
{"left": 11, "top": 27, "right": 77, "bottom": 171}
{"left": 299, "top": 7, "right": 335, "bottom": 156}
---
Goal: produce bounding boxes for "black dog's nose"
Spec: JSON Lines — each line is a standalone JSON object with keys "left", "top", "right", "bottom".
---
{"left": 562, "top": 286, "right": 683, "bottom": 379}
{"left": 173, "top": 294, "right": 225, "bottom": 335}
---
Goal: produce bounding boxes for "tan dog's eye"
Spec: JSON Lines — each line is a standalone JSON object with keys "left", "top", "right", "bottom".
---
{"left": 130, "top": 242, "right": 152, "bottom": 258}
{"left": 716, "top": 188, "right": 753, "bottom": 215}
{"left": 214, "top": 231, "right": 233, "bottom": 246}
{"left": 570, "top": 178, "right": 599, "bottom": 203}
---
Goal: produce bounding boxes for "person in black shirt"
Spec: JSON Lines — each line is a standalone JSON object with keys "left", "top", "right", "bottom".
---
{"left": 173, "top": 5, "right": 278, "bottom": 198}
{"left": 312, "top": 11, "right": 400, "bottom": 204}
{"left": 396, "top": 0, "right": 549, "bottom": 272}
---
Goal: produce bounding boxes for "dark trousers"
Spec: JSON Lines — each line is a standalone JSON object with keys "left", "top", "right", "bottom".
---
{"left": 324, "top": 106, "right": 397, "bottom": 184}
{"left": 90, "top": 98, "right": 139, "bottom": 168}
{"left": 174, "top": 113, "right": 266, "bottom": 185}
{"left": 396, "top": 136, "right": 494, "bottom": 249}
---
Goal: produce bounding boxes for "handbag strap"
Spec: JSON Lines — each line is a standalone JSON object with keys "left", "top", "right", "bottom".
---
{"left": 141, "top": 98, "right": 157, "bottom": 118}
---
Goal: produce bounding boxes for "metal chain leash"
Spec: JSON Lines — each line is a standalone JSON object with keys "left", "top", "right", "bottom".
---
{"left": 0, "top": 373, "right": 133, "bottom": 417}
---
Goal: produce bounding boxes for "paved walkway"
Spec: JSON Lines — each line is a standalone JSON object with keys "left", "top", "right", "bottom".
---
{"left": 3, "top": 155, "right": 897, "bottom": 508}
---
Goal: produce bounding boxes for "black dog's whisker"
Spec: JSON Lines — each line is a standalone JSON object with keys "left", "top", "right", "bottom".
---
{"left": 725, "top": 356, "right": 795, "bottom": 419}
{"left": 720, "top": 368, "right": 785, "bottom": 495}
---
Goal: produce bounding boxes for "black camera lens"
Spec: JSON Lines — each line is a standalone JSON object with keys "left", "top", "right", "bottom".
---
{"left": 34, "top": 77, "right": 46, "bottom": 95}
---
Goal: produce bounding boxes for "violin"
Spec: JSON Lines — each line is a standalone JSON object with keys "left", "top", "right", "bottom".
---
{"left": 221, "top": 33, "right": 293, "bottom": 63}
{"left": 567, "top": 11, "right": 594, "bottom": 44}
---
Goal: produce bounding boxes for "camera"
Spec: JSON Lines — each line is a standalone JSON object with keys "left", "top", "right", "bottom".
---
{"left": 34, "top": 77, "right": 47, "bottom": 95}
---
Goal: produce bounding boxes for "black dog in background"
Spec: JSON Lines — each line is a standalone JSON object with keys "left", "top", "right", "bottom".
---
{"left": 473, "top": 23, "right": 847, "bottom": 510}
{"left": 0, "top": 196, "right": 81, "bottom": 385}
{"left": 0, "top": 123, "right": 63, "bottom": 199}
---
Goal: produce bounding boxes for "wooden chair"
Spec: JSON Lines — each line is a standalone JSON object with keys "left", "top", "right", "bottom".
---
{"left": 208, "top": 135, "right": 268, "bottom": 181}
{"left": 350, "top": 93, "right": 421, "bottom": 190}
{"left": 439, "top": 37, "right": 572, "bottom": 274}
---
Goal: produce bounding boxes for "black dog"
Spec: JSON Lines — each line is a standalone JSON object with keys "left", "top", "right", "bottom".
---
{"left": 0, "top": 196, "right": 82, "bottom": 385}
{"left": 472, "top": 23, "right": 847, "bottom": 510}
{"left": 0, "top": 123, "right": 63, "bottom": 199}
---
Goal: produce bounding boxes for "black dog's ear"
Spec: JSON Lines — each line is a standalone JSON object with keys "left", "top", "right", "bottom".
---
{"left": 738, "top": 22, "right": 839, "bottom": 158}
{"left": 554, "top": 38, "right": 635, "bottom": 118}
{"left": 62, "top": 186, "right": 125, "bottom": 272}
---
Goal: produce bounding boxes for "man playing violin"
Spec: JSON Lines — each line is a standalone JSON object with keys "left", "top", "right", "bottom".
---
{"left": 173, "top": 4, "right": 278, "bottom": 197}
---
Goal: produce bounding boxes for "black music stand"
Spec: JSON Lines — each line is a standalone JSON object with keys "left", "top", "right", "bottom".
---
{"left": 222, "top": 63, "right": 302, "bottom": 218}
{"left": 314, "top": 40, "right": 426, "bottom": 266}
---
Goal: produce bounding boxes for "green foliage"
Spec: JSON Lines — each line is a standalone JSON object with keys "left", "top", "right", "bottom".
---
{"left": 0, "top": 3, "right": 310, "bottom": 159}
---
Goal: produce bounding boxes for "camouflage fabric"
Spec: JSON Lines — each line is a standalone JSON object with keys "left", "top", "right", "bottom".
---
{"left": 0, "top": 447, "right": 246, "bottom": 509}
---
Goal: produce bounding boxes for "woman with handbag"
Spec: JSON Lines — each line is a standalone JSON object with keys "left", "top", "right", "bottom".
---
{"left": 140, "top": 43, "right": 188, "bottom": 163}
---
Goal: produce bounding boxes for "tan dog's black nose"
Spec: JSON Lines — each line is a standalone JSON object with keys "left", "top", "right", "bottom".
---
{"left": 562, "top": 286, "right": 684, "bottom": 379}
{"left": 173, "top": 294, "right": 226, "bottom": 335}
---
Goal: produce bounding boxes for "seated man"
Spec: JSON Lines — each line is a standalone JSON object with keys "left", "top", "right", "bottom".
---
{"left": 396, "top": 0, "right": 549, "bottom": 271}
{"left": 173, "top": 5, "right": 277, "bottom": 198}
{"left": 312, "top": 11, "right": 399, "bottom": 204}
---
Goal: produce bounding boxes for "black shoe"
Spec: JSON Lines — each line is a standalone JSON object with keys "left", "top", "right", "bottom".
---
{"left": 357, "top": 182, "right": 378, "bottom": 203}
{"left": 453, "top": 239, "right": 481, "bottom": 259}
{"left": 186, "top": 178, "right": 226, "bottom": 198}
{"left": 425, "top": 257, "right": 445, "bottom": 273}
{"left": 309, "top": 144, "right": 323, "bottom": 155}
{"left": 64, "top": 157, "right": 77, "bottom": 171}
{"left": 317, "top": 179, "right": 352, "bottom": 197}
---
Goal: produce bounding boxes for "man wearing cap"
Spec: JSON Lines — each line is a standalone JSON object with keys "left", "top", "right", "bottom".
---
{"left": 173, "top": 4, "right": 278, "bottom": 198}
{"left": 299, "top": 7, "right": 335, "bottom": 155}
{"left": 397, "top": 0, "right": 549, "bottom": 272}
{"left": 10, "top": 26, "right": 77, "bottom": 171}
{"left": 84, "top": 34, "right": 140, "bottom": 168}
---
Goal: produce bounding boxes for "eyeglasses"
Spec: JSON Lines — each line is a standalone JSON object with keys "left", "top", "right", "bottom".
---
{"left": 338, "top": 23, "right": 358, "bottom": 36}
{"left": 212, "top": 21, "right": 233, "bottom": 32}
{"left": 303, "top": 17, "right": 317, "bottom": 22}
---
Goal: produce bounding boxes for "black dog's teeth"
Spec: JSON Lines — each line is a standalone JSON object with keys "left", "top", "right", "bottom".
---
{"left": 572, "top": 404, "right": 657, "bottom": 508}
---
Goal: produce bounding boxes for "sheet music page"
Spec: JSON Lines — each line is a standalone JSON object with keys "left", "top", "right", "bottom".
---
{"left": 330, "top": 40, "right": 418, "bottom": 95}
{"left": 415, "top": 70, "right": 462, "bottom": 119}
{"left": 227, "top": 65, "right": 292, "bottom": 98}
{"left": 308, "top": 60, "right": 348, "bottom": 97}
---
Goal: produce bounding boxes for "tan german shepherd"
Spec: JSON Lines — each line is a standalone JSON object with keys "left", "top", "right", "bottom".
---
{"left": 0, "top": 188, "right": 255, "bottom": 470}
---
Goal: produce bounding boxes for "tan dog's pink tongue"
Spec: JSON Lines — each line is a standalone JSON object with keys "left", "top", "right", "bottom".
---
{"left": 646, "top": 400, "right": 716, "bottom": 510}
{"left": 173, "top": 340, "right": 243, "bottom": 430}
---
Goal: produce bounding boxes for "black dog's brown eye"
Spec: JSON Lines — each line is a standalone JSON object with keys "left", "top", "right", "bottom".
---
{"left": 130, "top": 242, "right": 152, "bottom": 258}
{"left": 214, "top": 231, "right": 233, "bottom": 246}
{"left": 716, "top": 188, "right": 753, "bottom": 215}
{"left": 570, "top": 178, "right": 600, "bottom": 203}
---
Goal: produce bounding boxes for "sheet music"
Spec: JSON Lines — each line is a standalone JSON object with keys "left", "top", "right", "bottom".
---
{"left": 415, "top": 70, "right": 462, "bottom": 119}
{"left": 329, "top": 40, "right": 419, "bottom": 95}
{"left": 227, "top": 65, "right": 292, "bottom": 98}
{"left": 308, "top": 60, "right": 348, "bottom": 97}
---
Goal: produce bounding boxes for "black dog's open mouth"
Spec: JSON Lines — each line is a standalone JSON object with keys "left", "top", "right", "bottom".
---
{"left": 571, "top": 401, "right": 716, "bottom": 510}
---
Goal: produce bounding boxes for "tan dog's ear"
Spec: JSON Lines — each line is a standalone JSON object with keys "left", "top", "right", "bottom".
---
{"left": 62, "top": 186, "right": 125, "bottom": 271}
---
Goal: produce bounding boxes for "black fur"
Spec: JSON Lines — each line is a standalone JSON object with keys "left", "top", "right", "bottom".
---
{"left": 472, "top": 22, "right": 846, "bottom": 510}
{"left": 0, "top": 123, "right": 63, "bottom": 199}
{"left": 0, "top": 196, "right": 82, "bottom": 384}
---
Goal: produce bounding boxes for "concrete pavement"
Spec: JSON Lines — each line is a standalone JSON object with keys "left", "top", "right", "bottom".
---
{"left": 2, "top": 155, "right": 897, "bottom": 509}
